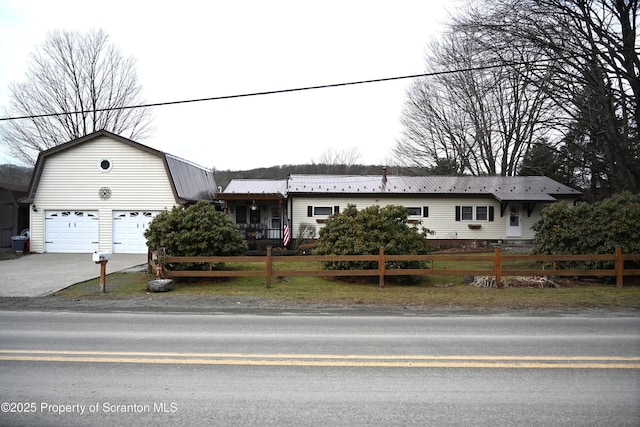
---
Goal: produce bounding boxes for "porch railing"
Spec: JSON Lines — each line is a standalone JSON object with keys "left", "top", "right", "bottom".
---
{"left": 237, "top": 224, "right": 283, "bottom": 241}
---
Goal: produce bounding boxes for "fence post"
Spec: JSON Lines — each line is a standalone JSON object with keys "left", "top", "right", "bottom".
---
{"left": 99, "top": 261, "right": 107, "bottom": 293}
{"left": 494, "top": 246, "right": 502, "bottom": 288}
{"left": 157, "top": 247, "right": 166, "bottom": 279}
{"left": 265, "top": 246, "right": 272, "bottom": 288}
{"left": 378, "top": 246, "right": 386, "bottom": 287}
{"left": 615, "top": 245, "right": 623, "bottom": 288}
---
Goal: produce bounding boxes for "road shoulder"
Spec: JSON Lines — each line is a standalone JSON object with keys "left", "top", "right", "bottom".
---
{"left": 0, "top": 295, "right": 638, "bottom": 317}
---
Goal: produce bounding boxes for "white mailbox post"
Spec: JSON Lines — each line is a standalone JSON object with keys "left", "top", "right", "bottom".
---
{"left": 93, "top": 252, "right": 111, "bottom": 292}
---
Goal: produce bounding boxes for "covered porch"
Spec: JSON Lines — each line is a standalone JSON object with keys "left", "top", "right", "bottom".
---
{"left": 217, "top": 193, "right": 288, "bottom": 250}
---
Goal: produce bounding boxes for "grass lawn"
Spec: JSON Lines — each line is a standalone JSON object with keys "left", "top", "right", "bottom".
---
{"left": 55, "top": 258, "right": 640, "bottom": 310}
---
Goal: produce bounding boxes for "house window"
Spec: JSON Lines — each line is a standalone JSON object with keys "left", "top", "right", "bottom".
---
{"left": 98, "top": 158, "right": 112, "bottom": 172}
{"left": 306, "top": 206, "right": 340, "bottom": 217}
{"left": 313, "top": 206, "right": 333, "bottom": 216}
{"left": 462, "top": 206, "right": 474, "bottom": 221}
{"left": 510, "top": 206, "right": 519, "bottom": 226}
{"left": 236, "top": 206, "right": 247, "bottom": 224}
{"left": 407, "top": 207, "right": 422, "bottom": 216}
{"left": 456, "top": 206, "right": 494, "bottom": 221}
{"left": 476, "top": 206, "right": 488, "bottom": 221}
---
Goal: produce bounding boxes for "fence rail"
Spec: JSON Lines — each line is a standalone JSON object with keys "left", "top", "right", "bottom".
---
{"left": 147, "top": 246, "right": 640, "bottom": 288}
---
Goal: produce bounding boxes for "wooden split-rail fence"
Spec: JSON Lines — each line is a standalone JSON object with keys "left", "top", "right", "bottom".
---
{"left": 147, "top": 246, "right": 640, "bottom": 288}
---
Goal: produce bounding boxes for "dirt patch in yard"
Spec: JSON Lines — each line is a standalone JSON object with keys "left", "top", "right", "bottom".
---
{"left": 0, "top": 248, "right": 22, "bottom": 261}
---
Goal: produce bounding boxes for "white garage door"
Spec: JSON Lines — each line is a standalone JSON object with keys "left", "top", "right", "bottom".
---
{"left": 45, "top": 211, "right": 99, "bottom": 253}
{"left": 112, "top": 211, "right": 160, "bottom": 254}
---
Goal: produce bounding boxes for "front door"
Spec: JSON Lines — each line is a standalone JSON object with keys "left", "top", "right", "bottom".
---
{"left": 506, "top": 204, "right": 523, "bottom": 238}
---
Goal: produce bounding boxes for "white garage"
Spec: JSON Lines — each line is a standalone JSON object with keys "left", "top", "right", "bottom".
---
{"left": 112, "top": 211, "right": 160, "bottom": 254}
{"left": 26, "top": 131, "right": 218, "bottom": 254}
{"left": 45, "top": 210, "right": 99, "bottom": 253}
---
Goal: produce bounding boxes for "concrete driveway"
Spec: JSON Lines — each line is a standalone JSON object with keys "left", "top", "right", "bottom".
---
{"left": 0, "top": 253, "right": 148, "bottom": 297}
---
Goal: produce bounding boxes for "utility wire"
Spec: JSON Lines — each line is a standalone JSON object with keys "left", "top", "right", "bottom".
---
{"left": 0, "top": 51, "right": 625, "bottom": 122}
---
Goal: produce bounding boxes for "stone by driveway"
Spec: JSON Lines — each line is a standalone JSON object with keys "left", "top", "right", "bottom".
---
{"left": 0, "top": 253, "right": 147, "bottom": 297}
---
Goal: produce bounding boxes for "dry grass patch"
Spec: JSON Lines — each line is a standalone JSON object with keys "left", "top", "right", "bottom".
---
{"left": 55, "top": 270, "right": 640, "bottom": 310}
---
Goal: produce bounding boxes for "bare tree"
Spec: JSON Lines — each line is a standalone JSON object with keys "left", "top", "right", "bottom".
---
{"left": 311, "top": 147, "right": 362, "bottom": 173}
{"left": 395, "top": 26, "right": 554, "bottom": 176}
{"left": 0, "top": 29, "right": 153, "bottom": 164}
{"left": 453, "top": 0, "right": 639, "bottom": 197}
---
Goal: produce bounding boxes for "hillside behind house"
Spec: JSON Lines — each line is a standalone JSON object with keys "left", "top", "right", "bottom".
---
{"left": 0, "top": 162, "right": 431, "bottom": 192}
{"left": 214, "top": 164, "right": 427, "bottom": 190}
{"left": 0, "top": 164, "right": 33, "bottom": 190}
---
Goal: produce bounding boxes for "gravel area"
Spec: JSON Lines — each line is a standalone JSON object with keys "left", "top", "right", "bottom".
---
{"left": 0, "top": 294, "right": 637, "bottom": 317}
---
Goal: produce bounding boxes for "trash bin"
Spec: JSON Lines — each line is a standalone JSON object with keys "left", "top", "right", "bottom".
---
{"left": 11, "top": 235, "right": 28, "bottom": 254}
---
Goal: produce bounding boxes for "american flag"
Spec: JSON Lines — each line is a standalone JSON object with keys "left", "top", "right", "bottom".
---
{"left": 283, "top": 214, "right": 291, "bottom": 247}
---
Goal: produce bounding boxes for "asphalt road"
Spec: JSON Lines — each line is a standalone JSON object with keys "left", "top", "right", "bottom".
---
{"left": 0, "top": 312, "right": 638, "bottom": 426}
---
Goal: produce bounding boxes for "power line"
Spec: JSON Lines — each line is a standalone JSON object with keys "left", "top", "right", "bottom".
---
{"left": 0, "top": 72, "right": 431, "bottom": 122}
{"left": 0, "top": 51, "right": 617, "bottom": 122}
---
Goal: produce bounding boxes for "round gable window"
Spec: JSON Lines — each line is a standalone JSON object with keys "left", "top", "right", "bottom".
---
{"left": 98, "top": 158, "right": 112, "bottom": 172}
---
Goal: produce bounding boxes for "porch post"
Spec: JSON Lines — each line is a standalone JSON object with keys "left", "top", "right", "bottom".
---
{"left": 279, "top": 199, "right": 283, "bottom": 243}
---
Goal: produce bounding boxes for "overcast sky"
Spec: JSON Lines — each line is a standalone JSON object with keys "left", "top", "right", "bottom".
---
{"left": 0, "top": 0, "right": 459, "bottom": 171}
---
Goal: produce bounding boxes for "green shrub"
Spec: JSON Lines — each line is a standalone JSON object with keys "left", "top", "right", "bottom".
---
{"left": 532, "top": 192, "right": 640, "bottom": 269}
{"left": 314, "top": 204, "right": 431, "bottom": 283}
{"left": 144, "top": 201, "right": 248, "bottom": 270}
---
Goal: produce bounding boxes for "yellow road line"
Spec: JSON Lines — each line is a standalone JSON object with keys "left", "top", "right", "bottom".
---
{"left": 0, "top": 350, "right": 638, "bottom": 369}
{"left": 1, "top": 349, "right": 639, "bottom": 361}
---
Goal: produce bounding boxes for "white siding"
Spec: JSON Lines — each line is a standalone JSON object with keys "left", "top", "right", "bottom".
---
{"left": 30, "top": 135, "right": 177, "bottom": 253}
{"left": 290, "top": 196, "right": 551, "bottom": 242}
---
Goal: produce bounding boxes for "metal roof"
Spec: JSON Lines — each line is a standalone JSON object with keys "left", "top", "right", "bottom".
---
{"left": 220, "top": 179, "right": 287, "bottom": 198}
{"left": 286, "top": 174, "right": 581, "bottom": 201}
{"left": 165, "top": 154, "right": 216, "bottom": 202}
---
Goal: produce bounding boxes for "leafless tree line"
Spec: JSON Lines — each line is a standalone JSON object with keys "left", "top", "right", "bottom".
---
{"left": 395, "top": 0, "right": 638, "bottom": 198}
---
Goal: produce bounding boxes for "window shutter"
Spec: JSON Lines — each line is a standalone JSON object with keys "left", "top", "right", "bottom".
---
{"left": 423, "top": 206, "right": 429, "bottom": 217}
{"left": 489, "top": 206, "right": 494, "bottom": 221}
{"left": 455, "top": 206, "right": 461, "bottom": 221}
{"left": 334, "top": 206, "right": 340, "bottom": 214}
{"left": 307, "top": 206, "right": 313, "bottom": 217}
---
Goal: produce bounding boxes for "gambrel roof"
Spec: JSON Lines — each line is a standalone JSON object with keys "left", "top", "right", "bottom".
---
{"left": 25, "top": 130, "right": 216, "bottom": 204}
{"left": 164, "top": 153, "right": 217, "bottom": 202}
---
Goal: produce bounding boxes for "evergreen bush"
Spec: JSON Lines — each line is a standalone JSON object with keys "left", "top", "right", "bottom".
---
{"left": 532, "top": 192, "right": 640, "bottom": 269}
{"left": 144, "top": 201, "right": 248, "bottom": 270}
{"left": 315, "top": 204, "right": 431, "bottom": 284}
